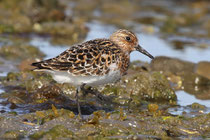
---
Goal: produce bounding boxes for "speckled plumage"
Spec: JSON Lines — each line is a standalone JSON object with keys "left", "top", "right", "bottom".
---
{"left": 32, "top": 39, "right": 129, "bottom": 77}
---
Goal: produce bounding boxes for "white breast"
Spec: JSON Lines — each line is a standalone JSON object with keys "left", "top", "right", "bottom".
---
{"left": 42, "top": 63, "right": 121, "bottom": 86}
{"left": 50, "top": 70, "right": 120, "bottom": 86}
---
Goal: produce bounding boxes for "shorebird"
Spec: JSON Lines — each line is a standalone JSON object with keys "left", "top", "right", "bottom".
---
{"left": 32, "top": 29, "right": 154, "bottom": 118}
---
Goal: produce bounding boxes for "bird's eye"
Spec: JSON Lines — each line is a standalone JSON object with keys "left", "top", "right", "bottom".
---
{"left": 126, "top": 36, "right": 131, "bottom": 41}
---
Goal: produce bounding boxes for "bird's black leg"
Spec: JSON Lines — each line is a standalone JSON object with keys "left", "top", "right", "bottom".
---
{"left": 88, "top": 88, "right": 110, "bottom": 101}
{"left": 80, "top": 83, "right": 87, "bottom": 97}
{"left": 76, "top": 87, "right": 83, "bottom": 119}
{"left": 81, "top": 84, "right": 110, "bottom": 102}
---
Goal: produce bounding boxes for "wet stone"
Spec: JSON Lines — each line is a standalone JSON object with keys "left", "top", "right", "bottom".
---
{"left": 0, "top": 0, "right": 65, "bottom": 33}
{"left": 7, "top": 96, "right": 25, "bottom": 104}
{"left": 195, "top": 61, "right": 210, "bottom": 80}
{"left": 0, "top": 45, "right": 45, "bottom": 62}
{"left": 33, "top": 85, "right": 63, "bottom": 100}
{"left": 37, "top": 21, "right": 88, "bottom": 45}
{"left": 180, "top": 72, "right": 210, "bottom": 86}
{"left": 102, "top": 71, "right": 177, "bottom": 104}
{"left": 188, "top": 103, "right": 206, "bottom": 110}
{"left": 148, "top": 104, "right": 159, "bottom": 113}
{"left": 29, "top": 125, "right": 74, "bottom": 139}
{"left": 150, "top": 56, "right": 195, "bottom": 74}
{"left": 1, "top": 130, "right": 23, "bottom": 139}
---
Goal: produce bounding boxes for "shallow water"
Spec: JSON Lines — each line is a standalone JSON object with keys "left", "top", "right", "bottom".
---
{"left": 134, "top": 34, "right": 210, "bottom": 63}
{"left": 30, "top": 37, "right": 68, "bottom": 60}
{"left": 0, "top": 71, "right": 7, "bottom": 77}
{"left": 177, "top": 90, "right": 210, "bottom": 108}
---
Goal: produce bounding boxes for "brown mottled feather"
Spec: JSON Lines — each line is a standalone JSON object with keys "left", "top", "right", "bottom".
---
{"left": 32, "top": 39, "right": 129, "bottom": 76}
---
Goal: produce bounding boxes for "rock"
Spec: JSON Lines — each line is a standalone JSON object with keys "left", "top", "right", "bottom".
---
{"left": 0, "top": 0, "right": 65, "bottom": 33}
{"left": 32, "top": 85, "right": 63, "bottom": 100}
{"left": 40, "top": 21, "right": 88, "bottom": 45}
{"left": 2, "top": 131, "right": 22, "bottom": 139}
{"left": 102, "top": 71, "right": 177, "bottom": 104}
{"left": 150, "top": 57, "right": 210, "bottom": 98}
{"left": 7, "top": 96, "right": 25, "bottom": 104}
{"left": 150, "top": 56, "right": 195, "bottom": 74}
{"left": 30, "top": 125, "right": 74, "bottom": 139}
{"left": 179, "top": 72, "right": 210, "bottom": 86}
{"left": 167, "top": 74, "right": 182, "bottom": 90}
{"left": 177, "top": 71, "right": 210, "bottom": 100}
{"left": 188, "top": 103, "right": 206, "bottom": 110}
{"left": 0, "top": 45, "right": 45, "bottom": 62}
{"left": 195, "top": 61, "right": 210, "bottom": 80}
{"left": 148, "top": 104, "right": 159, "bottom": 113}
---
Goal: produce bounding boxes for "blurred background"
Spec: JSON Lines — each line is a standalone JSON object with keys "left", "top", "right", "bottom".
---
{"left": 0, "top": 0, "right": 210, "bottom": 121}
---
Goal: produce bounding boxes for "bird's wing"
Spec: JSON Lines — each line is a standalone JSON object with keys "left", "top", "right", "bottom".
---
{"left": 31, "top": 39, "right": 122, "bottom": 76}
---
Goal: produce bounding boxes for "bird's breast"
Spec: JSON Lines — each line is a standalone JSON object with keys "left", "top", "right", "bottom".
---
{"left": 117, "top": 54, "right": 130, "bottom": 75}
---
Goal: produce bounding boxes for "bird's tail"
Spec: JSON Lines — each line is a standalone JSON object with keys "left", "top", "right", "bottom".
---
{"left": 31, "top": 61, "right": 51, "bottom": 71}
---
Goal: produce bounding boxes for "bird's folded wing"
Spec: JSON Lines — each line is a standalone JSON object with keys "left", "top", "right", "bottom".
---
{"left": 31, "top": 39, "right": 121, "bottom": 76}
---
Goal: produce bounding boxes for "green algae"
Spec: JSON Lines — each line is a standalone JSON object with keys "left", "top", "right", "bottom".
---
{"left": 35, "top": 108, "right": 76, "bottom": 124}
{"left": 2, "top": 71, "right": 53, "bottom": 89}
{"left": 102, "top": 71, "right": 176, "bottom": 104}
{"left": 0, "top": 0, "right": 88, "bottom": 45}
{"left": 101, "top": 84, "right": 125, "bottom": 96}
{"left": 189, "top": 103, "right": 206, "bottom": 110}
{"left": 0, "top": 24, "right": 14, "bottom": 33}
{"left": 148, "top": 104, "right": 159, "bottom": 113}
{"left": 0, "top": 44, "right": 45, "bottom": 61}
{"left": 2, "top": 130, "right": 23, "bottom": 139}
{"left": 0, "top": 108, "right": 209, "bottom": 139}
{"left": 30, "top": 125, "right": 74, "bottom": 139}
{"left": 0, "top": 0, "right": 64, "bottom": 33}
{"left": 4, "top": 72, "right": 21, "bottom": 82}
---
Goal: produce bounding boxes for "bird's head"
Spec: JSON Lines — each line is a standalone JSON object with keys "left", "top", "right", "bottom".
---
{"left": 110, "top": 29, "right": 154, "bottom": 59}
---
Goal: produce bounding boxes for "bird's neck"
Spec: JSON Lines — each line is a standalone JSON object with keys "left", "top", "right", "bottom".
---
{"left": 118, "top": 53, "right": 130, "bottom": 76}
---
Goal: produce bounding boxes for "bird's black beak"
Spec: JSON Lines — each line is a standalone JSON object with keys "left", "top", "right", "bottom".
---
{"left": 135, "top": 45, "right": 154, "bottom": 59}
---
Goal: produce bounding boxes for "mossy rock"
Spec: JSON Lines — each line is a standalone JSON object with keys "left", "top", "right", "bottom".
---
{"left": 102, "top": 71, "right": 176, "bottom": 104}
{"left": 0, "top": 44, "right": 45, "bottom": 61}
{"left": 0, "top": 0, "right": 65, "bottom": 33}
{"left": 38, "top": 21, "right": 88, "bottom": 45}
{"left": 30, "top": 125, "right": 74, "bottom": 139}
{"left": 2, "top": 71, "right": 53, "bottom": 88}
{"left": 188, "top": 103, "right": 206, "bottom": 110}
{"left": 126, "top": 72, "right": 176, "bottom": 102}
{"left": 2, "top": 130, "right": 23, "bottom": 139}
{"left": 0, "top": 24, "right": 15, "bottom": 33}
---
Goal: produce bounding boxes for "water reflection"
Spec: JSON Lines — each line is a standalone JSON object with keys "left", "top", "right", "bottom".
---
{"left": 30, "top": 37, "right": 68, "bottom": 60}
{"left": 177, "top": 90, "right": 210, "bottom": 107}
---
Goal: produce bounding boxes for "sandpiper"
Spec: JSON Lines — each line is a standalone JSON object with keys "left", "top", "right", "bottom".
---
{"left": 32, "top": 29, "right": 154, "bottom": 118}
